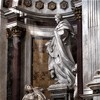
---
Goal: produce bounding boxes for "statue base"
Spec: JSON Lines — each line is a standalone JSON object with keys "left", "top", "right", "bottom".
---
{"left": 48, "top": 84, "right": 74, "bottom": 100}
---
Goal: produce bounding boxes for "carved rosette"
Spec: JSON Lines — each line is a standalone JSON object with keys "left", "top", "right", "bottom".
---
{"left": 24, "top": 0, "right": 32, "bottom": 7}
{"left": 6, "top": 26, "right": 26, "bottom": 39}
{"left": 35, "top": 0, "right": 44, "bottom": 10}
{"left": 48, "top": 1, "right": 56, "bottom": 10}
{"left": 60, "top": 1, "right": 68, "bottom": 10}
{"left": 73, "top": 6, "right": 82, "bottom": 21}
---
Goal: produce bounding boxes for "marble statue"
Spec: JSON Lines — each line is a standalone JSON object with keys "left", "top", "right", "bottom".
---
{"left": 45, "top": 14, "right": 75, "bottom": 89}
{"left": 22, "top": 85, "right": 46, "bottom": 100}
{"left": 72, "top": 64, "right": 78, "bottom": 100}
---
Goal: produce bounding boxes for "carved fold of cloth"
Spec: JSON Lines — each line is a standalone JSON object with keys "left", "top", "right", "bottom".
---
{"left": 22, "top": 87, "right": 46, "bottom": 100}
{"left": 46, "top": 19, "right": 75, "bottom": 88}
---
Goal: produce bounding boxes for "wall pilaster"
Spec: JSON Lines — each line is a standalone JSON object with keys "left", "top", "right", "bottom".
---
{"left": 82, "top": 0, "right": 100, "bottom": 93}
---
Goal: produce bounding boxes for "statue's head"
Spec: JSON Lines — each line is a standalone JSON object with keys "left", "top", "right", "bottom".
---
{"left": 24, "top": 85, "right": 33, "bottom": 93}
{"left": 55, "top": 14, "right": 62, "bottom": 23}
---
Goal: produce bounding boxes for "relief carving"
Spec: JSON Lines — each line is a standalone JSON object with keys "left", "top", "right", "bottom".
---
{"left": 24, "top": 0, "right": 32, "bottom": 7}
{"left": 60, "top": 0, "right": 68, "bottom": 10}
{"left": 48, "top": 1, "right": 56, "bottom": 10}
{"left": 35, "top": 0, "right": 44, "bottom": 10}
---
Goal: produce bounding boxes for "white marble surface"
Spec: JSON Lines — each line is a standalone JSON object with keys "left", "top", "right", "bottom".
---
{"left": 82, "top": 0, "right": 100, "bottom": 94}
{"left": 93, "top": 96, "right": 100, "bottom": 100}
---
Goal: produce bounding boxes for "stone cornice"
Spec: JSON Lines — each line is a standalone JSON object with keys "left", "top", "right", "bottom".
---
{"left": 15, "top": 6, "right": 74, "bottom": 19}
{"left": 2, "top": 0, "right": 82, "bottom": 21}
{"left": 3, "top": 6, "right": 76, "bottom": 24}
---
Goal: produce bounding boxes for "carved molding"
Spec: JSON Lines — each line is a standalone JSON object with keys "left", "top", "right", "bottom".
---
{"left": 35, "top": 0, "right": 44, "bottom": 10}
{"left": 24, "top": 0, "right": 32, "bottom": 7}
{"left": 6, "top": 26, "right": 26, "bottom": 38}
{"left": 60, "top": 0, "right": 68, "bottom": 10}
{"left": 48, "top": 1, "right": 56, "bottom": 11}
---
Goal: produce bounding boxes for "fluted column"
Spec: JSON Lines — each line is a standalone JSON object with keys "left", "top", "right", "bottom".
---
{"left": 82, "top": 0, "right": 100, "bottom": 93}
{"left": 7, "top": 26, "right": 26, "bottom": 100}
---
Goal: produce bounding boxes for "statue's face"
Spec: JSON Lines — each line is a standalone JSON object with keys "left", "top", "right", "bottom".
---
{"left": 55, "top": 16, "right": 60, "bottom": 24}
{"left": 25, "top": 85, "right": 33, "bottom": 93}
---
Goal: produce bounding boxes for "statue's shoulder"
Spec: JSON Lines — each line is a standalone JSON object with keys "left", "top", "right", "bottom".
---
{"left": 56, "top": 20, "right": 70, "bottom": 31}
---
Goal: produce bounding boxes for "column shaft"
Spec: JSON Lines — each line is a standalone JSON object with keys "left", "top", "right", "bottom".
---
{"left": 7, "top": 26, "right": 25, "bottom": 100}
{"left": 12, "top": 36, "right": 21, "bottom": 100}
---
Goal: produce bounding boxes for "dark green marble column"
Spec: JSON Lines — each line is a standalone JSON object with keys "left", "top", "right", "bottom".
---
{"left": 7, "top": 26, "right": 25, "bottom": 100}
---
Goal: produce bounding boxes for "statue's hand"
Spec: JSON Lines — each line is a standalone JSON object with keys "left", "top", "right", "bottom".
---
{"left": 50, "top": 70, "right": 56, "bottom": 79}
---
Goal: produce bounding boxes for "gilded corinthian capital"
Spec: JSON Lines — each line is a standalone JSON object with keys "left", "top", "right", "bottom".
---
{"left": 6, "top": 26, "right": 26, "bottom": 38}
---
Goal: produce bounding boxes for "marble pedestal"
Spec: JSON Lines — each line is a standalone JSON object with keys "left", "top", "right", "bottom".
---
{"left": 93, "top": 96, "right": 100, "bottom": 100}
{"left": 82, "top": 69, "right": 100, "bottom": 100}
{"left": 48, "top": 84, "right": 74, "bottom": 100}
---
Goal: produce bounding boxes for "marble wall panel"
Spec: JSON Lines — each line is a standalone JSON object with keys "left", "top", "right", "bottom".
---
{"left": 32, "top": 38, "right": 54, "bottom": 99}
